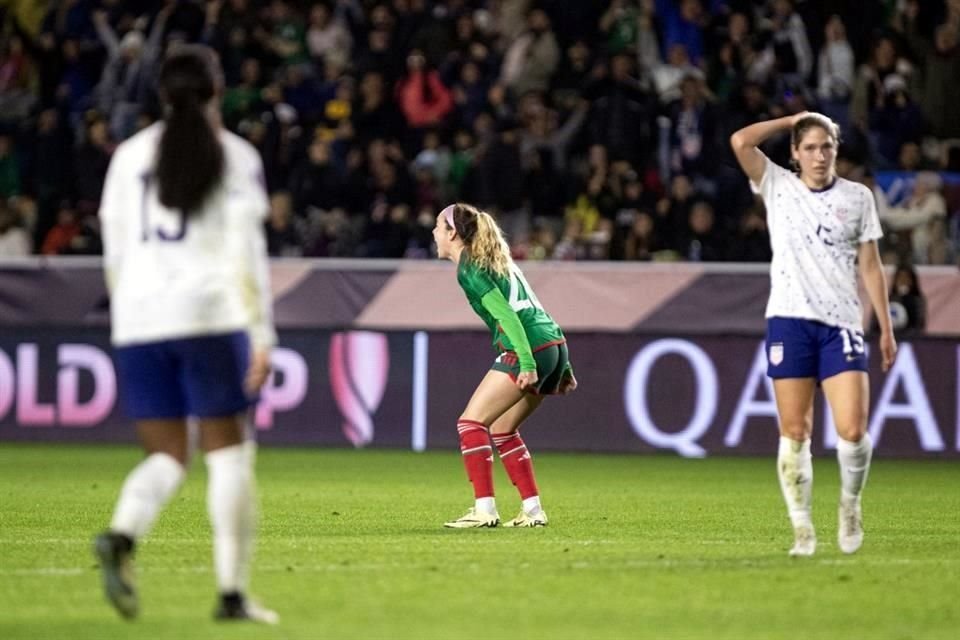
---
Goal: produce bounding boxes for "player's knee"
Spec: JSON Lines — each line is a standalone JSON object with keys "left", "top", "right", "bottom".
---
{"left": 457, "top": 415, "right": 489, "bottom": 429}
{"left": 835, "top": 420, "right": 867, "bottom": 443}
{"left": 779, "top": 417, "right": 811, "bottom": 440}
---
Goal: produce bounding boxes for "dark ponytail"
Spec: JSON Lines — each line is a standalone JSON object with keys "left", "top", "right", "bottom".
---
{"left": 156, "top": 45, "right": 224, "bottom": 214}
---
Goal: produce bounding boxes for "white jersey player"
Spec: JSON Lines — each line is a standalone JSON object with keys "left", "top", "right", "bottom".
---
{"left": 94, "top": 45, "right": 277, "bottom": 624}
{"left": 730, "top": 112, "right": 897, "bottom": 558}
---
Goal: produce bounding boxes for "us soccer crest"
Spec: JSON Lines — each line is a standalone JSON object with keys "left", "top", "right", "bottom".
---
{"left": 769, "top": 343, "right": 784, "bottom": 366}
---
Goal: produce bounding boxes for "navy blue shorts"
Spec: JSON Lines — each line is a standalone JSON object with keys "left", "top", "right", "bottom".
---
{"left": 114, "top": 332, "right": 251, "bottom": 420}
{"left": 765, "top": 317, "right": 868, "bottom": 382}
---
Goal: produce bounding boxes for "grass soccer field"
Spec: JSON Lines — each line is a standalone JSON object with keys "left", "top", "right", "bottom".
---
{"left": 0, "top": 444, "right": 957, "bottom": 640}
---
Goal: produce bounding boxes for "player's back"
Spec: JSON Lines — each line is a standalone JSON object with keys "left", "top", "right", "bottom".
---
{"left": 99, "top": 123, "right": 269, "bottom": 346}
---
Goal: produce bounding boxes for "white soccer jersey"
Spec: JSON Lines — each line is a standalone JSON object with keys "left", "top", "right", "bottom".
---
{"left": 99, "top": 123, "right": 276, "bottom": 349}
{"left": 752, "top": 154, "right": 882, "bottom": 332}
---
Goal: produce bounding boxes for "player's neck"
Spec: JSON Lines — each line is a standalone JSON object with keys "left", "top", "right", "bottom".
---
{"left": 448, "top": 244, "right": 464, "bottom": 264}
{"left": 799, "top": 173, "right": 836, "bottom": 191}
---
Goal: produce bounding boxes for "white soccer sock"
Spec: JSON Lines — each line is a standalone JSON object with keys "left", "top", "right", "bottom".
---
{"left": 475, "top": 496, "right": 497, "bottom": 515}
{"left": 837, "top": 433, "right": 873, "bottom": 502}
{"left": 522, "top": 496, "right": 542, "bottom": 515}
{"left": 110, "top": 452, "right": 186, "bottom": 539}
{"left": 206, "top": 441, "right": 257, "bottom": 594}
{"left": 777, "top": 437, "right": 813, "bottom": 528}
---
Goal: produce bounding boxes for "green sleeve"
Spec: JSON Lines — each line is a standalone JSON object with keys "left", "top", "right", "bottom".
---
{"left": 480, "top": 288, "right": 536, "bottom": 372}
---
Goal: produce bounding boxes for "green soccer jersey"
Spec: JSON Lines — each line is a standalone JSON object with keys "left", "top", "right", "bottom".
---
{"left": 457, "top": 255, "right": 565, "bottom": 370}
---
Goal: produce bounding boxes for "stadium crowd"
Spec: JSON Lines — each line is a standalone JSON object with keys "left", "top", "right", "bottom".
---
{"left": 0, "top": 0, "right": 958, "bottom": 264}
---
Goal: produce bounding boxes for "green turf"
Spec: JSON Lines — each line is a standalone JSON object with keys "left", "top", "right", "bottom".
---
{"left": 0, "top": 444, "right": 956, "bottom": 640}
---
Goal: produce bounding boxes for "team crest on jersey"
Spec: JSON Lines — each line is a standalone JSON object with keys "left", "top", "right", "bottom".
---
{"left": 769, "top": 343, "right": 784, "bottom": 366}
{"left": 835, "top": 207, "right": 849, "bottom": 222}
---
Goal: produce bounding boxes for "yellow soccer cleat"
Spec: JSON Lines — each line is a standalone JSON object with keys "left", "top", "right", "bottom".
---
{"left": 443, "top": 507, "right": 500, "bottom": 528}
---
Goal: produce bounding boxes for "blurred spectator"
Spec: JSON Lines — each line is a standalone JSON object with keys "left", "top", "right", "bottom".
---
{"left": 658, "top": 0, "right": 707, "bottom": 66}
{"left": 586, "top": 53, "right": 657, "bottom": 167}
{"left": 303, "top": 206, "right": 352, "bottom": 257}
{"left": 500, "top": 8, "right": 560, "bottom": 99}
{"left": 40, "top": 200, "right": 81, "bottom": 255}
{"left": 731, "top": 197, "right": 772, "bottom": 262}
{"left": 520, "top": 95, "right": 588, "bottom": 173}
{"left": 621, "top": 210, "right": 660, "bottom": 261}
{"left": 362, "top": 200, "right": 412, "bottom": 258}
{"left": 289, "top": 138, "right": 344, "bottom": 215}
{"left": 306, "top": 2, "right": 352, "bottom": 69}
{"left": 0, "top": 200, "right": 31, "bottom": 256}
{"left": 654, "top": 173, "right": 696, "bottom": 253}
{"left": 926, "top": 215, "right": 956, "bottom": 265}
{"left": 680, "top": 199, "right": 723, "bottom": 261}
{"left": 635, "top": 0, "right": 661, "bottom": 74}
{"left": 28, "top": 108, "right": 74, "bottom": 249}
{"left": 522, "top": 223, "right": 558, "bottom": 260}
{"left": 222, "top": 57, "right": 264, "bottom": 130}
{"left": 446, "top": 128, "right": 476, "bottom": 199}
{"left": 651, "top": 43, "right": 699, "bottom": 103}
{"left": 450, "top": 60, "right": 490, "bottom": 131}
{"left": 896, "top": 140, "right": 932, "bottom": 172}
{"left": 551, "top": 39, "right": 593, "bottom": 112}
{"left": 850, "top": 35, "right": 909, "bottom": 133}
{"left": 352, "top": 70, "right": 404, "bottom": 147}
{"left": 599, "top": 0, "right": 640, "bottom": 56}
{"left": 816, "top": 15, "right": 855, "bottom": 131}
{"left": 666, "top": 74, "right": 720, "bottom": 182}
{"left": 265, "top": 191, "right": 305, "bottom": 257}
{"left": 749, "top": 0, "right": 813, "bottom": 90}
{"left": 92, "top": 7, "right": 169, "bottom": 141}
{"left": 871, "top": 263, "right": 926, "bottom": 336}
{"left": 463, "top": 117, "right": 526, "bottom": 236}
{"left": 396, "top": 49, "right": 454, "bottom": 136}
{"left": 74, "top": 115, "right": 114, "bottom": 213}
{"left": 879, "top": 171, "right": 947, "bottom": 264}
{"left": 901, "top": 15, "right": 960, "bottom": 139}
{"left": 264, "top": 0, "right": 309, "bottom": 67}
{"left": 0, "top": 31, "right": 37, "bottom": 120}
{"left": 868, "top": 74, "right": 925, "bottom": 169}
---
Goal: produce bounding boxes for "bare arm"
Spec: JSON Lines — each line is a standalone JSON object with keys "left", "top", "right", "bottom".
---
{"left": 858, "top": 240, "right": 897, "bottom": 371}
{"left": 729, "top": 113, "right": 806, "bottom": 186}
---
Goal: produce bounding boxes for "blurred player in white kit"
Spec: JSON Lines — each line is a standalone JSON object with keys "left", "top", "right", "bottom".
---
{"left": 94, "top": 44, "right": 278, "bottom": 623}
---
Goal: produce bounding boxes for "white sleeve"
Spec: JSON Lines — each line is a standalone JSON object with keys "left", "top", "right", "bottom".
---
{"left": 750, "top": 153, "right": 782, "bottom": 199}
{"left": 244, "top": 155, "right": 277, "bottom": 348}
{"left": 233, "top": 151, "right": 277, "bottom": 350}
{"left": 858, "top": 184, "right": 884, "bottom": 243}
{"left": 97, "top": 149, "right": 127, "bottom": 293}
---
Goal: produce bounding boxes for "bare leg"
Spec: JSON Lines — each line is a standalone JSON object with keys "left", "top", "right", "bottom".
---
{"left": 445, "top": 371, "right": 528, "bottom": 528}
{"left": 773, "top": 378, "right": 817, "bottom": 556}
{"left": 822, "top": 371, "right": 872, "bottom": 554}
{"left": 97, "top": 419, "right": 188, "bottom": 618}
{"left": 199, "top": 415, "right": 255, "bottom": 602}
{"left": 110, "top": 419, "right": 189, "bottom": 538}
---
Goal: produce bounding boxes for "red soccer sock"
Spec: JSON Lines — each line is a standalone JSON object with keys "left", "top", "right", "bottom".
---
{"left": 457, "top": 420, "right": 494, "bottom": 499}
{"left": 492, "top": 432, "right": 539, "bottom": 500}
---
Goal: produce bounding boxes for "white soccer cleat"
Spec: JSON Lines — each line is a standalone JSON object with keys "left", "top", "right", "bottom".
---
{"left": 443, "top": 507, "right": 500, "bottom": 528}
{"left": 838, "top": 497, "right": 864, "bottom": 554}
{"left": 503, "top": 509, "right": 548, "bottom": 528}
{"left": 789, "top": 523, "right": 817, "bottom": 557}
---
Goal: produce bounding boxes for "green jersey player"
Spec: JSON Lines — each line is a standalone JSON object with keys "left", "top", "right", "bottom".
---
{"left": 432, "top": 202, "right": 576, "bottom": 530}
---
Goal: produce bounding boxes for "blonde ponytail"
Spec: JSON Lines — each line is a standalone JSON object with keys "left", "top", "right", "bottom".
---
{"left": 465, "top": 209, "right": 512, "bottom": 277}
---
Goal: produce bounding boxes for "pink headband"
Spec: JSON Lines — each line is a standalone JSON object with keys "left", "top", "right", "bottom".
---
{"left": 440, "top": 204, "right": 456, "bottom": 230}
